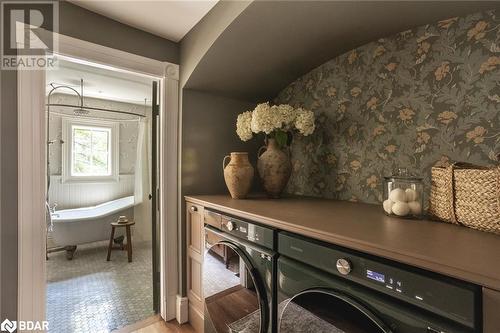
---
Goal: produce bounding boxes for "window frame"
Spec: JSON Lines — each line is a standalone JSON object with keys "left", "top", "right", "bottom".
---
{"left": 61, "top": 117, "right": 120, "bottom": 183}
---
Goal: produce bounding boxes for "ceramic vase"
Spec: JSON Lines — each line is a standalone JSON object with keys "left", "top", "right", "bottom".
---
{"left": 257, "top": 138, "right": 291, "bottom": 198}
{"left": 223, "top": 152, "right": 254, "bottom": 199}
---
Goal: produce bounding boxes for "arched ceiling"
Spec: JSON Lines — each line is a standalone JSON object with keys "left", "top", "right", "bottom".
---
{"left": 184, "top": 1, "right": 500, "bottom": 103}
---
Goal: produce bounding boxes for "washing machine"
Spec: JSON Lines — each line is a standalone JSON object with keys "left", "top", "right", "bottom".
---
{"left": 203, "top": 211, "right": 276, "bottom": 333}
{"left": 277, "top": 231, "right": 481, "bottom": 333}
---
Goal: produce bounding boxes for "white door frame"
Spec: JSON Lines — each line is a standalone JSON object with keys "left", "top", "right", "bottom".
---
{"left": 17, "top": 31, "right": 180, "bottom": 327}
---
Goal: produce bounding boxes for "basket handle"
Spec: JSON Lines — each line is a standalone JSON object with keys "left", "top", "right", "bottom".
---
{"left": 497, "top": 167, "right": 500, "bottom": 216}
{"left": 447, "top": 163, "right": 460, "bottom": 225}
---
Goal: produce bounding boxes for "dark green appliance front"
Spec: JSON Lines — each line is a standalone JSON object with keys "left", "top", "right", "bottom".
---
{"left": 277, "top": 231, "right": 481, "bottom": 333}
{"left": 203, "top": 212, "right": 276, "bottom": 333}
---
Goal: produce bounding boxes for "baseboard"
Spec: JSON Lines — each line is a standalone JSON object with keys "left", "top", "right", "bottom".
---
{"left": 188, "top": 304, "right": 203, "bottom": 333}
{"left": 176, "top": 295, "right": 189, "bottom": 324}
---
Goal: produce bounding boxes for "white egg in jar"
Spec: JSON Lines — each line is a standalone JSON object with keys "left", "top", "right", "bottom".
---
{"left": 408, "top": 201, "right": 422, "bottom": 215}
{"left": 405, "top": 188, "right": 418, "bottom": 202}
{"left": 383, "top": 199, "right": 394, "bottom": 214}
{"left": 392, "top": 202, "right": 410, "bottom": 216}
{"left": 389, "top": 188, "right": 406, "bottom": 202}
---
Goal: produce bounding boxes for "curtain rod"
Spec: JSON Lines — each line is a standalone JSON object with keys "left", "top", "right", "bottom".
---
{"left": 46, "top": 103, "right": 147, "bottom": 118}
{"left": 48, "top": 110, "right": 144, "bottom": 123}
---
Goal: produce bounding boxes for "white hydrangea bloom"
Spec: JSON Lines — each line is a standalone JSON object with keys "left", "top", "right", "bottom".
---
{"left": 236, "top": 111, "right": 253, "bottom": 141}
{"left": 235, "top": 103, "right": 315, "bottom": 142}
{"left": 294, "top": 107, "right": 315, "bottom": 136}
{"left": 251, "top": 102, "right": 282, "bottom": 134}
{"left": 276, "top": 104, "right": 296, "bottom": 129}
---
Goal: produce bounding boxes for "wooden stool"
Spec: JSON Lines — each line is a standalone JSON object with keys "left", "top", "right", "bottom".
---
{"left": 107, "top": 221, "right": 135, "bottom": 262}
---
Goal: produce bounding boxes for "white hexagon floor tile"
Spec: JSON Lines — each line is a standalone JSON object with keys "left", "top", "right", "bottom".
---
{"left": 46, "top": 240, "right": 155, "bottom": 333}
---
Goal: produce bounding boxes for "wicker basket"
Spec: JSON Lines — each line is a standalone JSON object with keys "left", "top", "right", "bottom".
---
{"left": 429, "top": 162, "right": 500, "bottom": 234}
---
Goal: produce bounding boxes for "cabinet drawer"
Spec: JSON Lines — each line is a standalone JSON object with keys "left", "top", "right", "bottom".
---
{"left": 204, "top": 209, "right": 222, "bottom": 229}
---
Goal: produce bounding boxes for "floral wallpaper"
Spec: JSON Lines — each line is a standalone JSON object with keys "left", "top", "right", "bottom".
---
{"left": 275, "top": 10, "right": 500, "bottom": 204}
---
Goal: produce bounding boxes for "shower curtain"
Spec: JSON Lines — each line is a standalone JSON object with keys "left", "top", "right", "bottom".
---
{"left": 134, "top": 119, "right": 152, "bottom": 241}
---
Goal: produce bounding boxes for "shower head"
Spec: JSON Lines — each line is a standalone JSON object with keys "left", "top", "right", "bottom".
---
{"left": 73, "top": 107, "right": 89, "bottom": 116}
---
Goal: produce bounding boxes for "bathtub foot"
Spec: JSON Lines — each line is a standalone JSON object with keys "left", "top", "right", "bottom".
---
{"left": 65, "top": 245, "right": 77, "bottom": 260}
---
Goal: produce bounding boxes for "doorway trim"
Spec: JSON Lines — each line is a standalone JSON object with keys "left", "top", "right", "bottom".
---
{"left": 17, "top": 31, "right": 180, "bottom": 325}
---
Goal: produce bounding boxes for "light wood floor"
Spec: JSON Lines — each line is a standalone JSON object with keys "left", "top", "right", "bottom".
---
{"left": 205, "top": 285, "right": 258, "bottom": 333}
{"left": 132, "top": 320, "right": 196, "bottom": 333}
{"left": 114, "top": 315, "right": 196, "bottom": 333}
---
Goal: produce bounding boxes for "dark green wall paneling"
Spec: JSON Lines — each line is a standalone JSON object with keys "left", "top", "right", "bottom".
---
{"left": 275, "top": 10, "right": 500, "bottom": 204}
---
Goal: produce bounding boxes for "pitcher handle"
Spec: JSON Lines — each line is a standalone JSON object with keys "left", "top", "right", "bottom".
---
{"left": 257, "top": 146, "right": 267, "bottom": 158}
{"left": 222, "top": 155, "right": 231, "bottom": 172}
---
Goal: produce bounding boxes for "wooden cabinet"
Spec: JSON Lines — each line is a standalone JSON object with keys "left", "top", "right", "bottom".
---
{"left": 185, "top": 196, "right": 500, "bottom": 333}
{"left": 483, "top": 287, "right": 500, "bottom": 333}
{"left": 204, "top": 209, "right": 222, "bottom": 229}
{"left": 186, "top": 202, "right": 204, "bottom": 333}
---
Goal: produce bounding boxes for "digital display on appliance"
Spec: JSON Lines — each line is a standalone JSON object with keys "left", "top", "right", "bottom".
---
{"left": 366, "top": 269, "right": 385, "bottom": 283}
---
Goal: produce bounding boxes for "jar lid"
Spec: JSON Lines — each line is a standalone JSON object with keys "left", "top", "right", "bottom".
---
{"left": 384, "top": 168, "right": 422, "bottom": 181}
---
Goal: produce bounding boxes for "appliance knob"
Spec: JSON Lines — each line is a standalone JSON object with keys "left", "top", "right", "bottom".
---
{"left": 226, "top": 221, "right": 234, "bottom": 231}
{"left": 336, "top": 258, "right": 352, "bottom": 275}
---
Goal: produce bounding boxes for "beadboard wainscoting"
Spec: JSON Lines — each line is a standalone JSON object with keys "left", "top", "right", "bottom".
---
{"left": 48, "top": 174, "right": 135, "bottom": 210}
{"left": 47, "top": 174, "right": 152, "bottom": 242}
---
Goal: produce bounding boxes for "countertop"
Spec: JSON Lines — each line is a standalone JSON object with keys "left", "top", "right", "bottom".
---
{"left": 185, "top": 194, "right": 500, "bottom": 291}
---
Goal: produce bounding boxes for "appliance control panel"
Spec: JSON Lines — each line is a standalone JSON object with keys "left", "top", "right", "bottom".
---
{"left": 219, "top": 214, "right": 275, "bottom": 250}
{"left": 279, "top": 232, "right": 479, "bottom": 329}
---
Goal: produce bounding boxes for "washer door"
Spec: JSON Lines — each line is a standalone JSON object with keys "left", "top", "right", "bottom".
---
{"left": 204, "top": 232, "right": 268, "bottom": 333}
{"left": 279, "top": 289, "right": 392, "bottom": 333}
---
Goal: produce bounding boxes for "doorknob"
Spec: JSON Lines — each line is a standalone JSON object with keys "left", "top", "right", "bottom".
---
{"left": 148, "top": 194, "right": 152, "bottom": 200}
{"left": 190, "top": 206, "right": 197, "bottom": 212}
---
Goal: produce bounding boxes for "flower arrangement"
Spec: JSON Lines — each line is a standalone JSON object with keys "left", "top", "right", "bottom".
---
{"left": 236, "top": 102, "right": 315, "bottom": 147}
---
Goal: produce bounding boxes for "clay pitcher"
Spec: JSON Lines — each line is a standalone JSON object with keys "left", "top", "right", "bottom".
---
{"left": 223, "top": 152, "right": 254, "bottom": 199}
{"left": 257, "top": 138, "right": 291, "bottom": 198}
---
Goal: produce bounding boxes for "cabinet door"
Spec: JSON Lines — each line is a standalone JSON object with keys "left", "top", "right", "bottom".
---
{"left": 483, "top": 287, "right": 500, "bottom": 333}
{"left": 187, "top": 204, "right": 204, "bottom": 255}
{"left": 186, "top": 202, "right": 204, "bottom": 333}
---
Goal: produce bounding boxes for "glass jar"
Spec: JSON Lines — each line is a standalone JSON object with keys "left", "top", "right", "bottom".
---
{"left": 383, "top": 168, "right": 424, "bottom": 219}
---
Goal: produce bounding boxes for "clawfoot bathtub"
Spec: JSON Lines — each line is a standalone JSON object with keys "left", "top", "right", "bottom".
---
{"left": 50, "top": 196, "right": 135, "bottom": 259}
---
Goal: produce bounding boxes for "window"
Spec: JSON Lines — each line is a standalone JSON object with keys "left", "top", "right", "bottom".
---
{"left": 62, "top": 119, "right": 119, "bottom": 182}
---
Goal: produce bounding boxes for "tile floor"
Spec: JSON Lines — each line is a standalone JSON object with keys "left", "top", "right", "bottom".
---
{"left": 203, "top": 249, "right": 240, "bottom": 298}
{"left": 46, "top": 240, "right": 154, "bottom": 333}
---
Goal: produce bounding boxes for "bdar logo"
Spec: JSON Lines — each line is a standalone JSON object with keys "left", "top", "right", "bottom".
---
{"left": 0, "top": 319, "right": 17, "bottom": 333}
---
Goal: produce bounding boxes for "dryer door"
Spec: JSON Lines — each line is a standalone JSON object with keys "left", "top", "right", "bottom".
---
{"left": 279, "top": 289, "right": 392, "bottom": 333}
{"left": 204, "top": 228, "right": 269, "bottom": 333}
